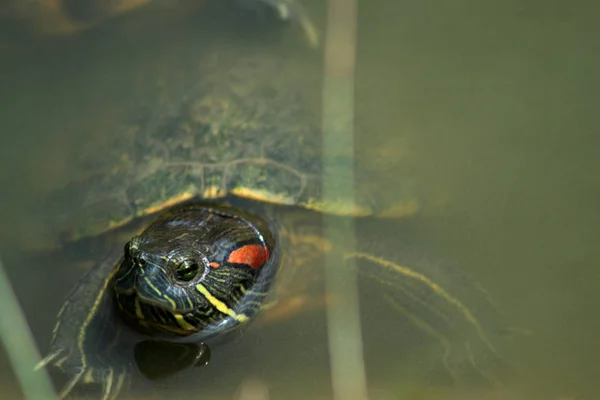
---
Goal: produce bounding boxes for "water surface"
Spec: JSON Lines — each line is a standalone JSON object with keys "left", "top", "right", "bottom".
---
{"left": 1, "top": 1, "right": 598, "bottom": 399}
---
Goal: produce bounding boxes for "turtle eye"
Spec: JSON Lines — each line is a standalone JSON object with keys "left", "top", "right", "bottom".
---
{"left": 175, "top": 260, "right": 202, "bottom": 282}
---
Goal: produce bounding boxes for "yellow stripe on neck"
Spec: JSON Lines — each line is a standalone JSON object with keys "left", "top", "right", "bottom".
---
{"left": 195, "top": 283, "right": 249, "bottom": 322}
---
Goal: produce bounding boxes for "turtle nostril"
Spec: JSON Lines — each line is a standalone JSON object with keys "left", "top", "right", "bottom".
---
{"left": 133, "top": 255, "right": 146, "bottom": 267}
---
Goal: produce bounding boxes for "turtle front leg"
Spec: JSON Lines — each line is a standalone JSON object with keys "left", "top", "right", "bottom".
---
{"left": 348, "top": 252, "right": 510, "bottom": 386}
{"left": 37, "top": 250, "right": 133, "bottom": 399}
{"left": 36, "top": 354, "right": 128, "bottom": 400}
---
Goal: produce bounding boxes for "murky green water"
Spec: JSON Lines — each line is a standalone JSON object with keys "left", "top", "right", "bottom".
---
{"left": 1, "top": 1, "right": 599, "bottom": 399}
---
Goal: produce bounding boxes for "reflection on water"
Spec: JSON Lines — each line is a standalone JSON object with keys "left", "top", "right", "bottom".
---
{"left": 1, "top": 0, "right": 599, "bottom": 399}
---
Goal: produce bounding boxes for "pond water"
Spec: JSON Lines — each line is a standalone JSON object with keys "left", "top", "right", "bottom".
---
{"left": 1, "top": 1, "right": 599, "bottom": 399}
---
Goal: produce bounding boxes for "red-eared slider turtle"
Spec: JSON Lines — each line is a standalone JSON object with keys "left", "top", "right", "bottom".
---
{"left": 34, "top": 8, "right": 508, "bottom": 400}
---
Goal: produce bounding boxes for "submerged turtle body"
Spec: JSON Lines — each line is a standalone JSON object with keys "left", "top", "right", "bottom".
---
{"left": 3, "top": 0, "right": 182, "bottom": 35}
{"left": 53, "top": 41, "right": 417, "bottom": 244}
{"left": 2, "top": 0, "right": 320, "bottom": 47}
{"left": 37, "top": 7, "right": 507, "bottom": 400}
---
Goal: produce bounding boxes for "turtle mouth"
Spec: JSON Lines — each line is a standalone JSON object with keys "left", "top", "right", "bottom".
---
{"left": 115, "top": 291, "right": 200, "bottom": 337}
{"left": 133, "top": 273, "right": 182, "bottom": 311}
{"left": 113, "top": 257, "right": 220, "bottom": 337}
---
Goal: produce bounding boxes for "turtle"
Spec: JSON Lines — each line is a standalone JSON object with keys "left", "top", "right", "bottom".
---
{"left": 34, "top": 7, "right": 509, "bottom": 400}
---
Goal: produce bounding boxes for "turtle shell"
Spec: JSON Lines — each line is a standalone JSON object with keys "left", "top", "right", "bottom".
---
{"left": 45, "top": 40, "right": 419, "bottom": 245}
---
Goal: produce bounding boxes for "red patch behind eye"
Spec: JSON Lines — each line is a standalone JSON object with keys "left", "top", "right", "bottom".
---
{"left": 227, "top": 244, "right": 270, "bottom": 270}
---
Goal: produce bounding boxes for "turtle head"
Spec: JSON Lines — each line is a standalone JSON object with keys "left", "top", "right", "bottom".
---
{"left": 112, "top": 205, "right": 277, "bottom": 340}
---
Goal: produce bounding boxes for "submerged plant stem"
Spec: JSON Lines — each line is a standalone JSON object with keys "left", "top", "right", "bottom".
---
{"left": 322, "top": 1, "right": 369, "bottom": 400}
{"left": 0, "top": 256, "right": 57, "bottom": 400}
